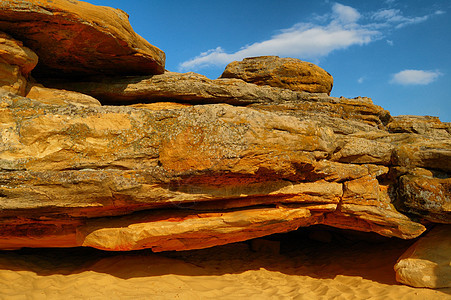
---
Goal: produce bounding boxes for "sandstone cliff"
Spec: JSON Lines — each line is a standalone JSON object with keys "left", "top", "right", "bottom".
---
{"left": 0, "top": 0, "right": 450, "bottom": 288}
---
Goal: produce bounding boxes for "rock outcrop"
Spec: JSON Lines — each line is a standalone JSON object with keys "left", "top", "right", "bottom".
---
{"left": 0, "top": 0, "right": 165, "bottom": 77}
{"left": 0, "top": 31, "right": 38, "bottom": 95}
{"left": 395, "top": 225, "right": 451, "bottom": 288}
{"left": 220, "top": 56, "right": 334, "bottom": 95}
{"left": 0, "top": 2, "right": 450, "bottom": 291}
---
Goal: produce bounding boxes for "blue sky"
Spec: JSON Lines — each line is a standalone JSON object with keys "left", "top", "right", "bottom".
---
{"left": 85, "top": 0, "right": 450, "bottom": 122}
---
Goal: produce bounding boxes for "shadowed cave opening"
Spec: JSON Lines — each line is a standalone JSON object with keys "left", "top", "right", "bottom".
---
{"left": 0, "top": 225, "right": 420, "bottom": 277}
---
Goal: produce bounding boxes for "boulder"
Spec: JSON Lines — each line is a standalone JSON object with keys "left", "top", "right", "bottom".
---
{"left": 0, "top": 0, "right": 165, "bottom": 77}
{"left": 0, "top": 31, "right": 38, "bottom": 95}
{"left": 395, "top": 225, "right": 451, "bottom": 288}
{"left": 220, "top": 56, "right": 333, "bottom": 95}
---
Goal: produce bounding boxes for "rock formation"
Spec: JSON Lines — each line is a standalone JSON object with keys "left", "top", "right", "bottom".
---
{"left": 0, "top": 0, "right": 449, "bottom": 289}
{"left": 0, "top": 0, "right": 165, "bottom": 77}
{"left": 395, "top": 225, "right": 451, "bottom": 288}
{"left": 0, "top": 32, "right": 37, "bottom": 95}
{"left": 220, "top": 56, "right": 334, "bottom": 95}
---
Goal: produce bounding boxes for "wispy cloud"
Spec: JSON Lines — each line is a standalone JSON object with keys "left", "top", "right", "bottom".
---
{"left": 391, "top": 69, "right": 443, "bottom": 85}
{"left": 371, "top": 8, "right": 444, "bottom": 29}
{"left": 179, "top": 3, "right": 444, "bottom": 71}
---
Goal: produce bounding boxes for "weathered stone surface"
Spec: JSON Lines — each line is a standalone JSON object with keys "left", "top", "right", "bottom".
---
{"left": 26, "top": 84, "right": 101, "bottom": 106}
{"left": 0, "top": 0, "right": 165, "bottom": 77}
{"left": 0, "top": 31, "right": 38, "bottom": 95}
{"left": 395, "top": 225, "right": 451, "bottom": 288}
{"left": 43, "top": 72, "right": 391, "bottom": 134}
{"left": 77, "top": 207, "right": 317, "bottom": 252}
{"left": 397, "top": 172, "right": 450, "bottom": 224}
{"left": 0, "top": 93, "right": 428, "bottom": 250}
{"left": 220, "top": 56, "right": 333, "bottom": 95}
{"left": 388, "top": 115, "right": 450, "bottom": 138}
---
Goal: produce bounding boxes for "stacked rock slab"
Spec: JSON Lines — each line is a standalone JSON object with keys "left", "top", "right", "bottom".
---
{"left": 0, "top": 1, "right": 450, "bottom": 291}
{"left": 0, "top": 0, "right": 165, "bottom": 77}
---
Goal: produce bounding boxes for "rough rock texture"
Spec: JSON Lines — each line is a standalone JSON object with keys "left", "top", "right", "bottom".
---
{"left": 0, "top": 2, "right": 450, "bottom": 266}
{"left": 220, "top": 56, "right": 333, "bottom": 95}
{"left": 26, "top": 84, "right": 101, "bottom": 107}
{"left": 388, "top": 115, "right": 450, "bottom": 138}
{"left": 1, "top": 92, "right": 443, "bottom": 251}
{"left": 42, "top": 72, "right": 391, "bottom": 133}
{"left": 0, "top": 0, "right": 165, "bottom": 77}
{"left": 397, "top": 172, "right": 450, "bottom": 224}
{"left": 395, "top": 225, "right": 451, "bottom": 288}
{"left": 0, "top": 31, "right": 38, "bottom": 95}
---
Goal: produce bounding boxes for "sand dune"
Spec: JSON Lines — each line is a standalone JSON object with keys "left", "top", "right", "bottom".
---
{"left": 0, "top": 230, "right": 450, "bottom": 299}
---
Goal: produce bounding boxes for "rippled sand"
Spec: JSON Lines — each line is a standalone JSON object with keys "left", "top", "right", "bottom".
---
{"left": 0, "top": 228, "right": 449, "bottom": 299}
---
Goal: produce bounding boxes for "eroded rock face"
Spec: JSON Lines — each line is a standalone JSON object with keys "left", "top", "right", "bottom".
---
{"left": 397, "top": 172, "right": 450, "bottom": 224}
{"left": 0, "top": 1, "right": 449, "bottom": 261}
{"left": 0, "top": 0, "right": 165, "bottom": 77}
{"left": 395, "top": 225, "right": 451, "bottom": 288}
{"left": 0, "top": 93, "right": 433, "bottom": 251}
{"left": 0, "top": 31, "right": 38, "bottom": 95}
{"left": 42, "top": 72, "right": 391, "bottom": 134}
{"left": 220, "top": 56, "right": 333, "bottom": 95}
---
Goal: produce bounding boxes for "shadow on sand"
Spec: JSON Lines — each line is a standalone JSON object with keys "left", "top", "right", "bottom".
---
{"left": 1, "top": 226, "right": 449, "bottom": 296}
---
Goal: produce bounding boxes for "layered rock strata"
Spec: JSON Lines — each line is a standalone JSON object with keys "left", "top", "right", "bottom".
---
{"left": 0, "top": 0, "right": 165, "bottom": 77}
{"left": 0, "top": 0, "right": 449, "bottom": 268}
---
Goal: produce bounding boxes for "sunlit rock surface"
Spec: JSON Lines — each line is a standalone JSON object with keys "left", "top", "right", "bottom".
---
{"left": 395, "top": 225, "right": 451, "bottom": 288}
{"left": 0, "top": 31, "right": 37, "bottom": 95}
{"left": 0, "top": 0, "right": 165, "bottom": 77}
{"left": 0, "top": 1, "right": 449, "bottom": 279}
{"left": 220, "top": 56, "right": 334, "bottom": 95}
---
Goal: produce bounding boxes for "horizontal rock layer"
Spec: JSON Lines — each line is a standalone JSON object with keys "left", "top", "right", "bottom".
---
{"left": 2, "top": 90, "right": 449, "bottom": 250}
{"left": 0, "top": 0, "right": 165, "bottom": 77}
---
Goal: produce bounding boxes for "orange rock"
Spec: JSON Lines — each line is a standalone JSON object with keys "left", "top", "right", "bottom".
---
{"left": 395, "top": 225, "right": 451, "bottom": 288}
{"left": 0, "top": 0, "right": 165, "bottom": 77}
{"left": 26, "top": 84, "right": 101, "bottom": 106}
{"left": 388, "top": 115, "right": 450, "bottom": 138}
{"left": 397, "top": 174, "right": 450, "bottom": 223}
{"left": 220, "top": 56, "right": 333, "bottom": 95}
{"left": 0, "top": 31, "right": 38, "bottom": 95}
{"left": 77, "top": 207, "right": 316, "bottom": 252}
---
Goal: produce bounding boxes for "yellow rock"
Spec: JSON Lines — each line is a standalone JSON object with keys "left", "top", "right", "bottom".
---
{"left": 220, "top": 56, "right": 333, "bottom": 95}
{"left": 26, "top": 84, "right": 101, "bottom": 106}
{"left": 0, "top": 31, "right": 38, "bottom": 95}
{"left": 0, "top": 0, "right": 165, "bottom": 77}
{"left": 395, "top": 225, "right": 451, "bottom": 288}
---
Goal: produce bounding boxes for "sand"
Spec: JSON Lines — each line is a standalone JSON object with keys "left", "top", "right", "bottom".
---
{"left": 0, "top": 228, "right": 450, "bottom": 300}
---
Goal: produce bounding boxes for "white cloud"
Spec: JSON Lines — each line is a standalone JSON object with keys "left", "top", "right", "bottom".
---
{"left": 179, "top": 3, "right": 444, "bottom": 71}
{"left": 386, "top": 39, "right": 394, "bottom": 46}
{"left": 179, "top": 3, "right": 379, "bottom": 71}
{"left": 357, "top": 77, "right": 365, "bottom": 84}
{"left": 371, "top": 8, "right": 444, "bottom": 29}
{"left": 391, "top": 70, "right": 443, "bottom": 85}
{"left": 332, "top": 3, "right": 361, "bottom": 24}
